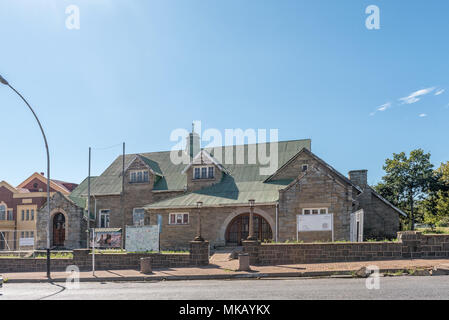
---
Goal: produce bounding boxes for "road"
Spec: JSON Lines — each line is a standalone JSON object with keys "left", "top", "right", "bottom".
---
{"left": 1, "top": 276, "right": 449, "bottom": 300}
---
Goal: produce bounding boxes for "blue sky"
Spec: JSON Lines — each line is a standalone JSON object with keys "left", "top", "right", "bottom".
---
{"left": 0, "top": 0, "right": 448, "bottom": 187}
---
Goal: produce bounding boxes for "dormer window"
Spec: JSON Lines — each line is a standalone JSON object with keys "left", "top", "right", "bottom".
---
{"left": 193, "top": 166, "right": 214, "bottom": 180}
{"left": 130, "top": 170, "right": 149, "bottom": 183}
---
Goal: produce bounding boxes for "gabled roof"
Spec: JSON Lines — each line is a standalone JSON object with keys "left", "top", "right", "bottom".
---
{"left": 367, "top": 186, "right": 408, "bottom": 217}
{"left": 87, "top": 139, "right": 312, "bottom": 196}
{"left": 124, "top": 154, "right": 164, "bottom": 177}
{"left": 16, "top": 172, "right": 74, "bottom": 194}
{"left": 181, "top": 150, "right": 229, "bottom": 175}
{"left": 265, "top": 148, "right": 362, "bottom": 193}
{"left": 0, "top": 181, "right": 18, "bottom": 193}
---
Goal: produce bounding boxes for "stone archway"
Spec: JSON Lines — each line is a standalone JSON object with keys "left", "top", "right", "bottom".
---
{"left": 49, "top": 209, "right": 69, "bottom": 248}
{"left": 225, "top": 213, "right": 272, "bottom": 245}
{"left": 219, "top": 207, "right": 275, "bottom": 245}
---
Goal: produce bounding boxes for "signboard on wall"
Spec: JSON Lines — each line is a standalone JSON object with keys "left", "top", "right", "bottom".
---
{"left": 125, "top": 225, "right": 159, "bottom": 252}
{"left": 297, "top": 214, "right": 333, "bottom": 232}
{"left": 90, "top": 228, "right": 122, "bottom": 248}
{"left": 19, "top": 237, "right": 34, "bottom": 246}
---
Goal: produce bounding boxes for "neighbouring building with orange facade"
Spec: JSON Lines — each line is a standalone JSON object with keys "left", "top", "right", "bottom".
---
{"left": 0, "top": 172, "right": 77, "bottom": 250}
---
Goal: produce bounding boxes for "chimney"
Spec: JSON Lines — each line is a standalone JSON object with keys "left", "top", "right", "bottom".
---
{"left": 185, "top": 122, "right": 200, "bottom": 161}
{"left": 348, "top": 170, "right": 368, "bottom": 189}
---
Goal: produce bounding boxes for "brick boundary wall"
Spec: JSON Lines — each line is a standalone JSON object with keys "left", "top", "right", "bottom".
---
{"left": 244, "top": 232, "right": 449, "bottom": 266}
{"left": 0, "top": 241, "right": 209, "bottom": 273}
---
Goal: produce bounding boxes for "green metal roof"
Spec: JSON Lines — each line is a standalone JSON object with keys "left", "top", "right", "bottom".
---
{"left": 68, "top": 177, "right": 98, "bottom": 219}
{"left": 85, "top": 139, "right": 312, "bottom": 202}
{"left": 146, "top": 176, "right": 292, "bottom": 209}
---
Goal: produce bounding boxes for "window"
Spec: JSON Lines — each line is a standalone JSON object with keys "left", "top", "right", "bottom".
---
{"left": 169, "top": 213, "right": 189, "bottom": 225}
{"left": 302, "top": 208, "right": 328, "bottom": 215}
{"left": 133, "top": 208, "right": 145, "bottom": 226}
{"left": 99, "top": 210, "right": 110, "bottom": 228}
{"left": 0, "top": 205, "right": 5, "bottom": 220}
{"left": 302, "top": 165, "right": 308, "bottom": 172}
{"left": 7, "top": 210, "right": 13, "bottom": 221}
{"left": 194, "top": 168, "right": 201, "bottom": 179}
{"left": 208, "top": 166, "right": 214, "bottom": 179}
{"left": 130, "top": 170, "right": 149, "bottom": 183}
{"left": 31, "top": 209, "right": 35, "bottom": 221}
{"left": 26, "top": 210, "right": 30, "bottom": 221}
{"left": 22, "top": 210, "right": 25, "bottom": 221}
{"left": 193, "top": 166, "right": 215, "bottom": 180}
{"left": 30, "top": 231, "right": 34, "bottom": 239}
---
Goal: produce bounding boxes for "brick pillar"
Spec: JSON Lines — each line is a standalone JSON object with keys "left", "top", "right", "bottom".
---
{"left": 242, "top": 240, "right": 260, "bottom": 265}
{"left": 73, "top": 249, "right": 90, "bottom": 268}
{"left": 398, "top": 231, "right": 423, "bottom": 259}
{"left": 189, "top": 240, "right": 209, "bottom": 266}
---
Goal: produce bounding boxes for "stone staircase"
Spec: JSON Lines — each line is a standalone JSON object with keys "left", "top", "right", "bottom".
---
{"left": 210, "top": 246, "right": 243, "bottom": 263}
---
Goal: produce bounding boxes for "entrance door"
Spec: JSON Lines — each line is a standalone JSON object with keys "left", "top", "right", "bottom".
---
{"left": 53, "top": 213, "right": 66, "bottom": 247}
{"left": 350, "top": 209, "right": 364, "bottom": 242}
{"left": 226, "top": 214, "right": 272, "bottom": 245}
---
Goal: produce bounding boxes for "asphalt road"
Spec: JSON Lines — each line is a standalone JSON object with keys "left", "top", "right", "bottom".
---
{"left": 1, "top": 276, "right": 449, "bottom": 300}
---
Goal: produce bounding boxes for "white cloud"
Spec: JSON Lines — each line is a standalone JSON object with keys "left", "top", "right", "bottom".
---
{"left": 377, "top": 102, "right": 392, "bottom": 112}
{"left": 419, "top": 113, "right": 427, "bottom": 118}
{"left": 435, "top": 89, "right": 445, "bottom": 96}
{"left": 370, "top": 102, "right": 392, "bottom": 116}
{"left": 399, "top": 87, "right": 435, "bottom": 104}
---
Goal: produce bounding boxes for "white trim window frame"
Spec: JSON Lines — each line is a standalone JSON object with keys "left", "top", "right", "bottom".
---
{"left": 302, "top": 208, "right": 328, "bottom": 215}
{"left": 99, "top": 209, "right": 111, "bottom": 228}
{"left": 169, "top": 212, "right": 189, "bottom": 225}
{"left": 193, "top": 166, "right": 214, "bottom": 180}
{"left": 130, "top": 170, "right": 149, "bottom": 183}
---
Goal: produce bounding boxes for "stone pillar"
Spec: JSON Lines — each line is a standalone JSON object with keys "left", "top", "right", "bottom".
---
{"left": 398, "top": 231, "right": 423, "bottom": 259}
{"left": 140, "top": 257, "right": 152, "bottom": 274}
{"left": 189, "top": 240, "right": 209, "bottom": 266}
{"left": 238, "top": 253, "right": 251, "bottom": 271}
{"left": 243, "top": 240, "right": 260, "bottom": 265}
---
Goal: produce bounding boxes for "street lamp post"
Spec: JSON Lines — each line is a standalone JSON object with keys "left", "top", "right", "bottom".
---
{"left": 247, "top": 199, "right": 256, "bottom": 241}
{"left": 194, "top": 201, "right": 204, "bottom": 241}
{"left": 0, "top": 74, "right": 52, "bottom": 278}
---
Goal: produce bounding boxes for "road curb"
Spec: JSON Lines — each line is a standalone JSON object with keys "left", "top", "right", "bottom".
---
{"left": 3, "top": 268, "right": 419, "bottom": 284}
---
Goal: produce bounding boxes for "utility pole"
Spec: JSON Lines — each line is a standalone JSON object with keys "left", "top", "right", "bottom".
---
{"left": 121, "top": 142, "right": 125, "bottom": 249}
{"left": 87, "top": 147, "right": 91, "bottom": 248}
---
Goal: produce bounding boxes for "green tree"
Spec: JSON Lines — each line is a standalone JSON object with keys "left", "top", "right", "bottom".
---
{"left": 422, "top": 162, "right": 449, "bottom": 228}
{"left": 374, "top": 149, "right": 434, "bottom": 230}
{"left": 436, "top": 162, "right": 449, "bottom": 222}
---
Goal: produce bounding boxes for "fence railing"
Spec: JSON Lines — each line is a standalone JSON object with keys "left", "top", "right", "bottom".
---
{"left": 0, "top": 230, "right": 35, "bottom": 252}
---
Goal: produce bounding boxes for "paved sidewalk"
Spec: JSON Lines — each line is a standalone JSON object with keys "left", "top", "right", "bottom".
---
{"left": 3, "top": 259, "right": 449, "bottom": 283}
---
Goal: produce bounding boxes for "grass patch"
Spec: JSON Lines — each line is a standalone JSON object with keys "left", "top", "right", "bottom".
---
{"left": 35, "top": 252, "right": 73, "bottom": 259}
{"left": 384, "top": 270, "right": 406, "bottom": 277}
{"left": 419, "top": 227, "right": 449, "bottom": 235}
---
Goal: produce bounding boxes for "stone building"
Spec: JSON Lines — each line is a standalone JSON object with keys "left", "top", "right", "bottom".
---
{"left": 57, "top": 132, "right": 405, "bottom": 250}
{"left": 36, "top": 191, "right": 88, "bottom": 249}
{"left": 0, "top": 172, "right": 77, "bottom": 250}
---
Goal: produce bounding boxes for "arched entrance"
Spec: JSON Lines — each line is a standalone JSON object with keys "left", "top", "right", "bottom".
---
{"left": 225, "top": 213, "right": 273, "bottom": 245}
{"left": 53, "top": 213, "right": 66, "bottom": 247}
